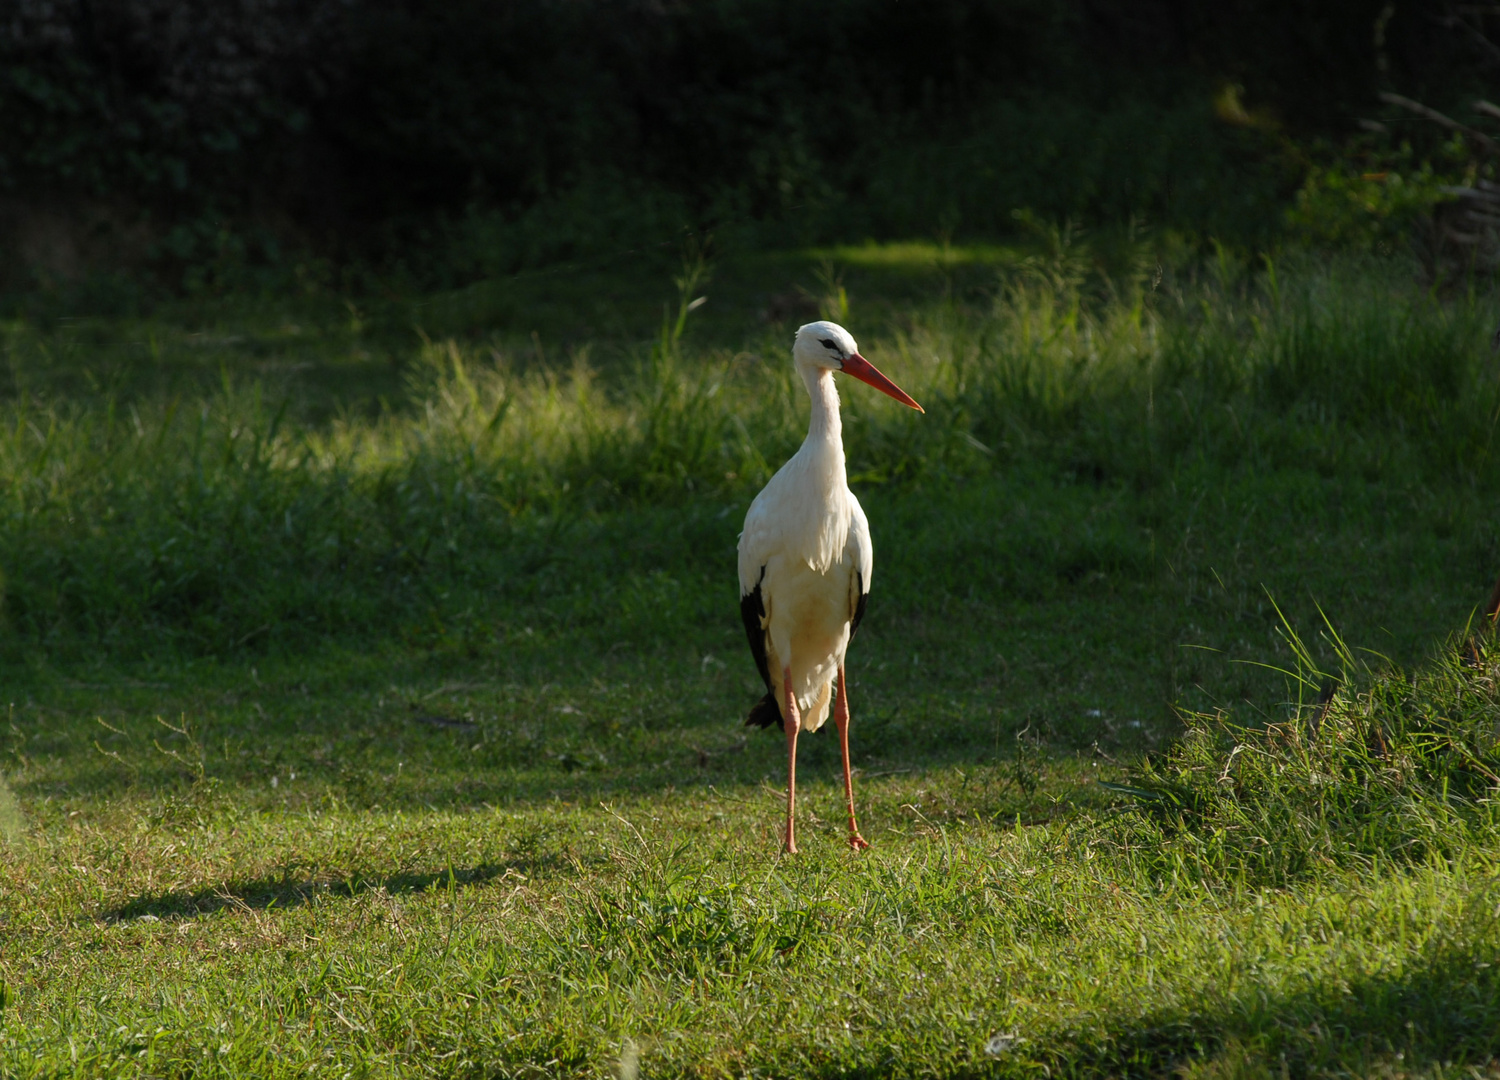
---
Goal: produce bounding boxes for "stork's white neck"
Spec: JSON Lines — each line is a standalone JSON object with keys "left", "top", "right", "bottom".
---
{"left": 802, "top": 365, "right": 843, "bottom": 450}
{"left": 762, "top": 361, "right": 851, "bottom": 575}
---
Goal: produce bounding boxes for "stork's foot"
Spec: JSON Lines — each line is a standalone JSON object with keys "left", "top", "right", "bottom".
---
{"left": 782, "top": 832, "right": 799, "bottom": 855}
{"left": 847, "top": 832, "right": 870, "bottom": 852}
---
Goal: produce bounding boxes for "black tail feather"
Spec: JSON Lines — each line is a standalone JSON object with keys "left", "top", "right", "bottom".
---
{"left": 745, "top": 692, "right": 783, "bottom": 730}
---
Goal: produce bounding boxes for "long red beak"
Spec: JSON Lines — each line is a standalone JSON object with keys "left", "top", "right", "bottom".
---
{"left": 840, "top": 353, "right": 924, "bottom": 413}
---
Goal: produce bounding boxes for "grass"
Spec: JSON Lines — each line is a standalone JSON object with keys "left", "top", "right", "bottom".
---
{"left": 2, "top": 242, "right": 1500, "bottom": 1076}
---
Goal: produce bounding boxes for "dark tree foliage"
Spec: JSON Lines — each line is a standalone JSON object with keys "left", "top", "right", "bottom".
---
{"left": 0, "top": 0, "right": 348, "bottom": 199}
{"left": 312, "top": 0, "right": 1082, "bottom": 220}
{"left": 1077, "top": 0, "right": 1479, "bottom": 127}
{"left": 0, "top": 0, "right": 1490, "bottom": 274}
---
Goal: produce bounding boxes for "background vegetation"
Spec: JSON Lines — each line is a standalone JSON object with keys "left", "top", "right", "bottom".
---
{"left": 0, "top": 243, "right": 1496, "bottom": 668}
{"left": 2, "top": 0, "right": 1495, "bottom": 297}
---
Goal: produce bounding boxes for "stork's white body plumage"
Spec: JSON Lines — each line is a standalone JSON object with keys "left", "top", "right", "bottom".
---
{"left": 737, "top": 321, "right": 921, "bottom": 853}
{"left": 738, "top": 371, "right": 872, "bottom": 734}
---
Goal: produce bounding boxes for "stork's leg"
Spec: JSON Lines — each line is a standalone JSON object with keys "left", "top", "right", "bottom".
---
{"left": 835, "top": 664, "right": 870, "bottom": 851}
{"left": 782, "top": 666, "right": 801, "bottom": 854}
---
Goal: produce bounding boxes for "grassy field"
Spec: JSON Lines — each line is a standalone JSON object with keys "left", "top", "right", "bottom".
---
{"left": 3, "top": 240, "right": 1500, "bottom": 1078}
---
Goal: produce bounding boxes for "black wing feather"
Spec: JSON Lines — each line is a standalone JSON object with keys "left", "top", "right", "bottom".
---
{"left": 740, "top": 568, "right": 771, "bottom": 692}
{"left": 741, "top": 567, "right": 783, "bottom": 729}
{"left": 850, "top": 571, "right": 868, "bottom": 639}
{"left": 745, "top": 692, "right": 782, "bottom": 729}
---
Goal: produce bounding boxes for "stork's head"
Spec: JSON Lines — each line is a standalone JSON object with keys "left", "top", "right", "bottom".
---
{"left": 793, "top": 320, "right": 924, "bottom": 412}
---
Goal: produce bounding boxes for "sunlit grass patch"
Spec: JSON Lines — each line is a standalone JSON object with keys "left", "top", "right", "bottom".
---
{"left": 3, "top": 752, "right": 1498, "bottom": 1077}
{"left": 810, "top": 240, "right": 1021, "bottom": 271}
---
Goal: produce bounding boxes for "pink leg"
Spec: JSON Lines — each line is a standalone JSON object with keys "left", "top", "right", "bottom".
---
{"left": 835, "top": 664, "right": 870, "bottom": 851}
{"left": 782, "top": 667, "right": 801, "bottom": 854}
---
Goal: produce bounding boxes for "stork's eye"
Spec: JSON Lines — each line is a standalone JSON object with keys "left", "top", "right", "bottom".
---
{"left": 819, "top": 338, "right": 838, "bottom": 350}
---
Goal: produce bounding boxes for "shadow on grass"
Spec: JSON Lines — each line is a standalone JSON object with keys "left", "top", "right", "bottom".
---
{"left": 1025, "top": 938, "right": 1500, "bottom": 1078}
{"left": 105, "top": 860, "right": 541, "bottom": 923}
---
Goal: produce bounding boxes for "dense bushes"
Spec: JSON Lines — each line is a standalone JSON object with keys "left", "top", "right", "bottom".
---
{"left": 0, "top": 1, "right": 1488, "bottom": 288}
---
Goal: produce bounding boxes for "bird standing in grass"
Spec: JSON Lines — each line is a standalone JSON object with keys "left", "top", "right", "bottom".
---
{"left": 738, "top": 321, "right": 923, "bottom": 853}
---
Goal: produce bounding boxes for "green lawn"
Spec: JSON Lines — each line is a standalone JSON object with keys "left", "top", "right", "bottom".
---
{"left": 3, "top": 244, "right": 1500, "bottom": 1077}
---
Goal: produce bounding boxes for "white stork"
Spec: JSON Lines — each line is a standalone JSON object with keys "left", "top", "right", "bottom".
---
{"left": 738, "top": 321, "right": 923, "bottom": 853}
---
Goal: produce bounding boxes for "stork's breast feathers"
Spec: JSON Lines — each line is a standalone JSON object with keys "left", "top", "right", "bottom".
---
{"left": 738, "top": 485, "right": 853, "bottom": 590}
{"left": 805, "top": 508, "right": 850, "bottom": 575}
